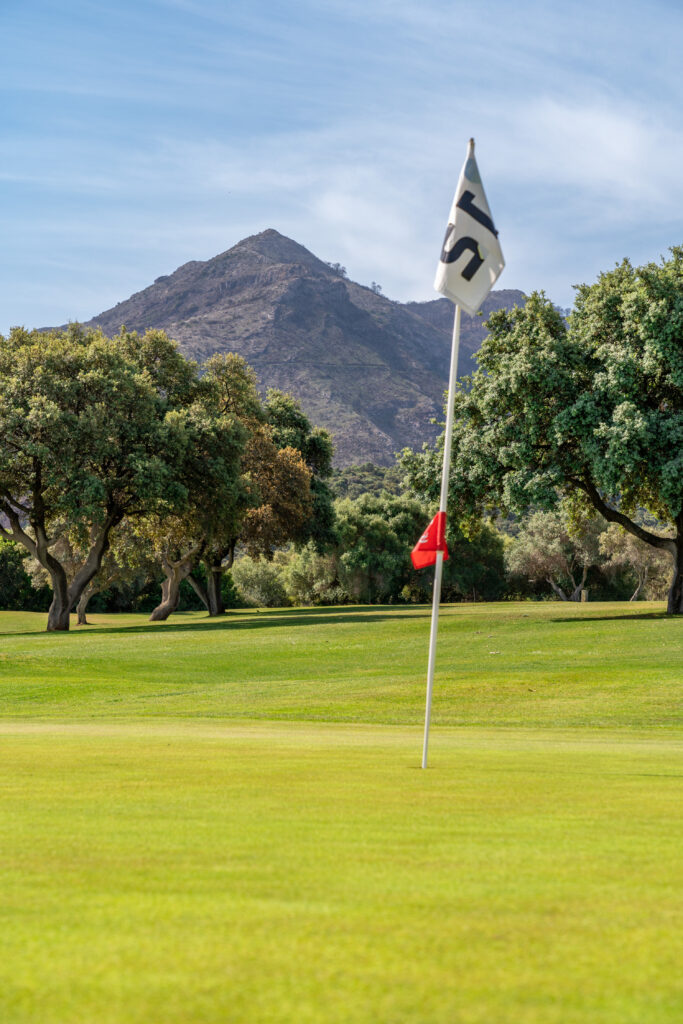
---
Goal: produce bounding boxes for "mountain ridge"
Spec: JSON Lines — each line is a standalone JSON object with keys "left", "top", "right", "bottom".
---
{"left": 72, "top": 229, "right": 525, "bottom": 465}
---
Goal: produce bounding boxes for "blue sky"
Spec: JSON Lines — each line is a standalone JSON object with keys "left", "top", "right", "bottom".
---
{"left": 2, "top": 0, "right": 683, "bottom": 333}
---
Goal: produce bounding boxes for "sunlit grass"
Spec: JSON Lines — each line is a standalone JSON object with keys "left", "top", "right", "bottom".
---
{"left": 1, "top": 604, "right": 681, "bottom": 1022}
{"left": 0, "top": 602, "right": 680, "bottom": 728}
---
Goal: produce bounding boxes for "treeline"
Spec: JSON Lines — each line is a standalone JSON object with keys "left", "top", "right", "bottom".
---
{"left": 228, "top": 495, "right": 670, "bottom": 608}
{"left": 1, "top": 272, "right": 678, "bottom": 629}
{"left": 3, "top": 462, "right": 668, "bottom": 616}
{"left": 0, "top": 325, "right": 335, "bottom": 630}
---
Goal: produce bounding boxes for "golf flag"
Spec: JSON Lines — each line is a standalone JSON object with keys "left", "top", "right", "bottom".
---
{"left": 411, "top": 511, "right": 449, "bottom": 570}
{"left": 434, "top": 139, "right": 504, "bottom": 315}
{"left": 419, "top": 140, "right": 505, "bottom": 769}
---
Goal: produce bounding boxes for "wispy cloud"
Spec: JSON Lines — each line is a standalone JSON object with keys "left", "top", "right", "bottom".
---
{"left": 498, "top": 97, "right": 683, "bottom": 209}
{"left": 2, "top": 0, "right": 683, "bottom": 332}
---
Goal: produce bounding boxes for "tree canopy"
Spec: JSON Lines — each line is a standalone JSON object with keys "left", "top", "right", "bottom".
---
{"left": 505, "top": 509, "right": 604, "bottom": 602}
{"left": 265, "top": 389, "right": 336, "bottom": 552}
{"left": 181, "top": 364, "right": 332, "bottom": 619}
{"left": 402, "top": 250, "right": 683, "bottom": 612}
{"left": 0, "top": 325, "right": 230, "bottom": 629}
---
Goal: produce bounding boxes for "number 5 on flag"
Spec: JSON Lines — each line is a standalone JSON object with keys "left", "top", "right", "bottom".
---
{"left": 434, "top": 139, "right": 504, "bottom": 315}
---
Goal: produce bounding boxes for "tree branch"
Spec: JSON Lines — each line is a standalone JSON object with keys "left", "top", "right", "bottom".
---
{"left": 3, "top": 507, "right": 39, "bottom": 558}
{"left": 67, "top": 512, "right": 121, "bottom": 607}
{"left": 187, "top": 573, "right": 210, "bottom": 612}
{"left": 579, "top": 478, "right": 676, "bottom": 555}
{"left": 546, "top": 575, "right": 568, "bottom": 600}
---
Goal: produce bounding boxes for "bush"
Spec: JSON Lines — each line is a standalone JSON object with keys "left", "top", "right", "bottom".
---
{"left": 276, "top": 498, "right": 507, "bottom": 606}
{"left": 276, "top": 544, "right": 346, "bottom": 606}
{"left": 231, "top": 557, "right": 290, "bottom": 608}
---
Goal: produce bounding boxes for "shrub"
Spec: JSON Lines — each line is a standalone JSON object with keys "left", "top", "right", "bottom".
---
{"left": 231, "top": 556, "right": 290, "bottom": 608}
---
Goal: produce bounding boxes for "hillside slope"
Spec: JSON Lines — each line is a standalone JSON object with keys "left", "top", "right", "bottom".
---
{"left": 80, "top": 230, "right": 525, "bottom": 465}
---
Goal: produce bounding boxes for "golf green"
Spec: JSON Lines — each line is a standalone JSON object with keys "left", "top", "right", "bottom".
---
{"left": 1, "top": 604, "right": 681, "bottom": 1022}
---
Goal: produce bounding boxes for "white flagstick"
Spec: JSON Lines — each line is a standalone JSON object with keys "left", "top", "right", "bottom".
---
{"left": 422, "top": 303, "right": 461, "bottom": 769}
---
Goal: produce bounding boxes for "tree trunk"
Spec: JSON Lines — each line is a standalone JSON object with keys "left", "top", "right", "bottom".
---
{"left": 47, "top": 592, "right": 71, "bottom": 631}
{"left": 149, "top": 541, "right": 206, "bottom": 622}
{"left": 199, "top": 544, "right": 234, "bottom": 617}
{"left": 66, "top": 514, "right": 119, "bottom": 613}
{"left": 186, "top": 563, "right": 226, "bottom": 616}
{"left": 187, "top": 573, "right": 210, "bottom": 613}
{"left": 667, "top": 539, "right": 683, "bottom": 615}
{"left": 77, "top": 590, "right": 92, "bottom": 625}
{"left": 580, "top": 479, "right": 679, "bottom": 612}
{"left": 567, "top": 564, "right": 588, "bottom": 602}
{"left": 49, "top": 514, "right": 118, "bottom": 631}
{"left": 46, "top": 563, "right": 71, "bottom": 631}
{"left": 149, "top": 571, "right": 184, "bottom": 621}
{"left": 629, "top": 567, "right": 647, "bottom": 602}
{"left": 546, "top": 577, "right": 568, "bottom": 601}
{"left": 206, "top": 566, "right": 225, "bottom": 617}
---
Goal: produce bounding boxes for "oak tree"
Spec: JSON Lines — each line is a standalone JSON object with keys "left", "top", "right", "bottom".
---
{"left": 187, "top": 366, "right": 333, "bottom": 617}
{"left": 505, "top": 509, "right": 604, "bottom": 601}
{"left": 402, "top": 250, "right": 683, "bottom": 612}
{"left": 0, "top": 325, "right": 223, "bottom": 630}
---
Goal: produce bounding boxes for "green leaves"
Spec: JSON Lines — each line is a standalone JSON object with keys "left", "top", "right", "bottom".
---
{"left": 404, "top": 251, "right": 683, "bottom": 535}
{"left": 0, "top": 324, "right": 252, "bottom": 627}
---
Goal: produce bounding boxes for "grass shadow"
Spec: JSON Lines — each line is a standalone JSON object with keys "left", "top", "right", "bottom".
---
{"left": 550, "top": 611, "right": 673, "bottom": 623}
{"left": 2, "top": 606, "right": 428, "bottom": 639}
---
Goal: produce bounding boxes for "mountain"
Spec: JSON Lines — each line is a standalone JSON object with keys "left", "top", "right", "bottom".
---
{"left": 78, "top": 230, "right": 525, "bottom": 465}
{"left": 405, "top": 289, "right": 527, "bottom": 378}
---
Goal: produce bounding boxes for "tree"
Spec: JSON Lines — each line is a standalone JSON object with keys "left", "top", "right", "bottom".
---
{"left": 401, "top": 250, "right": 683, "bottom": 612}
{"left": 305, "top": 493, "right": 427, "bottom": 604}
{"left": 331, "top": 493, "right": 424, "bottom": 603}
{"left": 505, "top": 509, "right": 604, "bottom": 601}
{"left": 599, "top": 522, "right": 672, "bottom": 601}
{"left": 27, "top": 520, "right": 158, "bottom": 624}
{"left": 182, "top": 362, "right": 321, "bottom": 618}
{"left": 143, "top": 367, "right": 249, "bottom": 621}
{"left": 275, "top": 542, "right": 343, "bottom": 606}
{"left": 175, "top": 353, "right": 264, "bottom": 617}
{"left": 272, "top": 494, "right": 420, "bottom": 605}
{"left": 231, "top": 556, "right": 289, "bottom": 608}
{"left": 0, "top": 325, "right": 225, "bottom": 631}
{"left": 240, "top": 436, "right": 314, "bottom": 556}
{"left": 325, "top": 262, "right": 347, "bottom": 278}
{"left": 264, "top": 389, "right": 336, "bottom": 552}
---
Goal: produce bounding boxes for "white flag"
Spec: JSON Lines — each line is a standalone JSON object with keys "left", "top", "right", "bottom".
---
{"left": 434, "top": 139, "right": 504, "bottom": 316}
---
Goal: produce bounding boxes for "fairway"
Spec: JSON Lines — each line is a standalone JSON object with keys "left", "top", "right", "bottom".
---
{"left": 0, "top": 601, "right": 681, "bottom": 727}
{"left": 1, "top": 604, "right": 682, "bottom": 1023}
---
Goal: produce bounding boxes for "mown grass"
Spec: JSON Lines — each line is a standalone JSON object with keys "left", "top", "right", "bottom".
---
{"left": 0, "top": 601, "right": 681, "bottom": 727}
{"left": 1, "top": 603, "right": 682, "bottom": 1023}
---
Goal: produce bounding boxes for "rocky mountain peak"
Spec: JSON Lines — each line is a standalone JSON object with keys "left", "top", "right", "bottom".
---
{"left": 74, "top": 231, "right": 526, "bottom": 465}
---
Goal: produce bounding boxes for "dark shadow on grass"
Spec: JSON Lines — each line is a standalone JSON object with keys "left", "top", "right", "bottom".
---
{"left": 4, "top": 606, "right": 429, "bottom": 639}
{"left": 550, "top": 611, "right": 674, "bottom": 623}
{"left": 629, "top": 773, "right": 683, "bottom": 778}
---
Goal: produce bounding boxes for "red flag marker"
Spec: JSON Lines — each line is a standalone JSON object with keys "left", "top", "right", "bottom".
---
{"left": 411, "top": 512, "right": 449, "bottom": 570}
